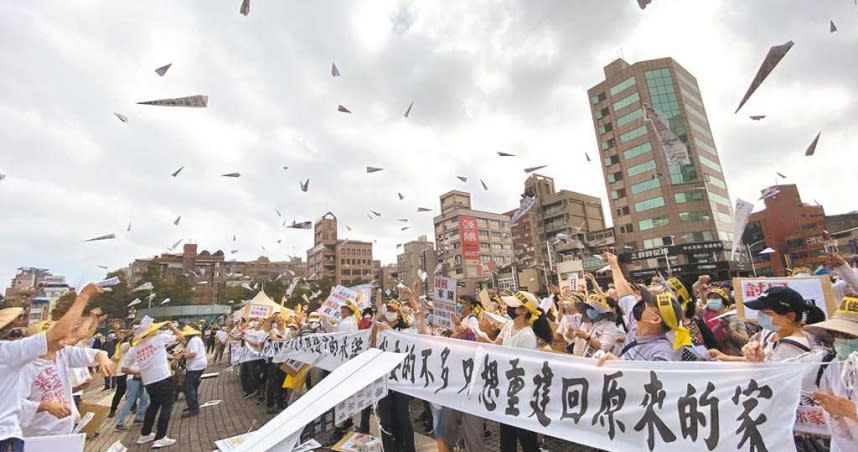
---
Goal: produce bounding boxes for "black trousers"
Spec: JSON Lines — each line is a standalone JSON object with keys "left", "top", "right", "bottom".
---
{"left": 110, "top": 375, "right": 128, "bottom": 412}
{"left": 183, "top": 369, "right": 204, "bottom": 412}
{"left": 240, "top": 360, "right": 262, "bottom": 394}
{"left": 142, "top": 378, "right": 175, "bottom": 440}
{"left": 266, "top": 362, "right": 286, "bottom": 409}
{"left": 376, "top": 391, "right": 415, "bottom": 452}
{"left": 499, "top": 424, "right": 538, "bottom": 452}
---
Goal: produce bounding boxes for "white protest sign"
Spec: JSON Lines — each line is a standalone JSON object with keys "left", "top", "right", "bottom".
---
{"left": 350, "top": 284, "right": 373, "bottom": 309}
{"left": 247, "top": 304, "right": 271, "bottom": 319}
{"left": 733, "top": 276, "right": 836, "bottom": 321}
{"left": 24, "top": 434, "right": 85, "bottom": 452}
{"left": 271, "top": 330, "right": 372, "bottom": 372}
{"left": 432, "top": 276, "right": 458, "bottom": 330}
{"left": 230, "top": 348, "right": 406, "bottom": 451}
{"left": 319, "top": 285, "right": 359, "bottom": 321}
{"left": 335, "top": 376, "right": 388, "bottom": 424}
{"left": 377, "top": 329, "right": 804, "bottom": 452}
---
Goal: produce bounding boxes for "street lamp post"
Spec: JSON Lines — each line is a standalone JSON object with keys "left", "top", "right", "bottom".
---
{"left": 745, "top": 239, "right": 768, "bottom": 278}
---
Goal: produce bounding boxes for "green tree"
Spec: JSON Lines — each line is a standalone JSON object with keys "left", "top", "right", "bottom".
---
{"left": 89, "top": 271, "right": 132, "bottom": 319}
{"left": 50, "top": 292, "right": 77, "bottom": 320}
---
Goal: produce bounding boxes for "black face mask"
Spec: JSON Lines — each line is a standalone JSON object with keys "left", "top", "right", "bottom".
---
{"left": 632, "top": 300, "right": 647, "bottom": 322}
{"left": 507, "top": 307, "right": 519, "bottom": 318}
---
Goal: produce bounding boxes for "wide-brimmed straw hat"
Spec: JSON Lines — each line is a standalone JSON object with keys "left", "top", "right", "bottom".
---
{"left": 0, "top": 308, "right": 24, "bottom": 331}
{"left": 804, "top": 296, "right": 858, "bottom": 337}
{"left": 132, "top": 321, "right": 168, "bottom": 346}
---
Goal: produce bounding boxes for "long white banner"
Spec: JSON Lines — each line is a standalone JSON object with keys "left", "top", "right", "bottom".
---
{"left": 268, "top": 330, "right": 372, "bottom": 372}
{"left": 377, "top": 330, "right": 804, "bottom": 452}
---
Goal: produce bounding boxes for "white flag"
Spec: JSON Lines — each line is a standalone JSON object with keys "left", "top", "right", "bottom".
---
{"left": 731, "top": 198, "right": 755, "bottom": 260}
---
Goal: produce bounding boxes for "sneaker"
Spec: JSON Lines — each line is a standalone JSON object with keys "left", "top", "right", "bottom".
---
{"left": 136, "top": 433, "right": 156, "bottom": 444}
{"left": 115, "top": 425, "right": 129, "bottom": 432}
{"left": 180, "top": 411, "right": 198, "bottom": 418}
{"left": 152, "top": 437, "right": 176, "bottom": 448}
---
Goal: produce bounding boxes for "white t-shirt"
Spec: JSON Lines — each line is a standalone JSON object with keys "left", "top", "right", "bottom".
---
{"left": 21, "top": 346, "right": 98, "bottom": 437}
{"left": 820, "top": 358, "right": 858, "bottom": 452}
{"left": 185, "top": 336, "right": 208, "bottom": 371}
{"left": 460, "top": 314, "right": 489, "bottom": 341}
{"left": 0, "top": 333, "right": 48, "bottom": 441}
{"left": 571, "top": 319, "right": 620, "bottom": 357}
{"left": 499, "top": 322, "right": 537, "bottom": 350}
{"left": 215, "top": 330, "right": 228, "bottom": 345}
{"left": 337, "top": 316, "right": 358, "bottom": 333}
{"left": 242, "top": 329, "right": 266, "bottom": 360}
{"left": 556, "top": 313, "right": 582, "bottom": 345}
{"left": 127, "top": 333, "right": 175, "bottom": 385}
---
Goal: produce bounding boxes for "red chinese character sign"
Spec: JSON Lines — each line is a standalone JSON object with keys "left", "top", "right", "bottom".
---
{"left": 459, "top": 215, "right": 480, "bottom": 260}
{"left": 732, "top": 276, "right": 836, "bottom": 321}
{"left": 433, "top": 276, "right": 458, "bottom": 330}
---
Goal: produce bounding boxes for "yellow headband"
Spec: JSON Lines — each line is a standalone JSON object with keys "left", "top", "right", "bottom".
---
{"left": 667, "top": 278, "right": 691, "bottom": 306}
{"left": 708, "top": 287, "right": 729, "bottom": 301}
{"left": 835, "top": 296, "right": 858, "bottom": 318}
{"left": 513, "top": 291, "right": 542, "bottom": 324}
{"left": 587, "top": 293, "right": 611, "bottom": 312}
{"left": 656, "top": 293, "right": 692, "bottom": 350}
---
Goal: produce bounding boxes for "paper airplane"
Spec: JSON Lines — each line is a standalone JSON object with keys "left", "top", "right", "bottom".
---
{"left": 830, "top": 20, "right": 838, "bottom": 33}
{"left": 396, "top": 244, "right": 402, "bottom": 249}
{"left": 804, "top": 131, "right": 821, "bottom": 156}
{"left": 128, "top": 298, "right": 142, "bottom": 307}
{"left": 127, "top": 222, "right": 131, "bottom": 232}
{"left": 481, "top": 179, "right": 488, "bottom": 190}
{"left": 346, "top": 225, "right": 351, "bottom": 231}
{"left": 524, "top": 165, "right": 547, "bottom": 173}
{"left": 417, "top": 207, "right": 431, "bottom": 212}
{"left": 199, "top": 400, "right": 222, "bottom": 408}
{"left": 397, "top": 192, "right": 404, "bottom": 200}
{"left": 401, "top": 226, "right": 410, "bottom": 231}
{"left": 366, "top": 167, "right": 383, "bottom": 173}
{"left": 337, "top": 105, "right": 352, "bottom": 113}
{"left": 275, "top": 210, "right": 282, "bottom": 217}
{"left": 457, "top": 176, "right": 468, "bottom": 182}
{"left": 397, "top": 218, "right": 408, "bottom": 222}
{"left": 735, "top": 41, "right": 794, "bottom": 113}
{"left": 331, "top": 62, "right": 341, "bottom": 77}
{"left": 173, "top": 216, "right": 181, "bottom": 226}
{"left": 367, "top": 214, "right": 373, "bottom": 219}
{"left": 404, "top": 101, "right": 414, "bottom": 118}
{"left": 138, "top": 95, "right": 208, "bottom": 108}
{"left": 240, "top": 0, "right": 250, "bottom": 16}
{"left": 300, "top": 179, "right": 309, "bottom": 192}
{"left": 287, "top": 221, "right": 312, "bottom": 229}
{"left": 171, "top": 166, "right": 184, "bottom": 177}
{"left": 169, "top": 238, "right": 183, "bottom": 250}
{"left": 97, "top": 265, "right": 109, "bottom": 269}
{"left": 155, "top": 63, "right": 172, "bottom": 77}
{"left": 637, "top": 0, "right": 652, "bottom": 9}
{"left": 114, "top": 113, "right": 128, "bottom": 123}
{"left": 276, "top": 239, "right": 282, "bottom": 243}
{"left": 497, "top": 152, "right": 515, "bottom": 157}
{"left": 160, "top": 298, "right": 171, "bottom": 305}
{"left": 585, "top": 152, "right": 591, "bottom": 162}
{"left": 282, "top": 166, "right": 288, "bottom": 170}
{"left": 371, "top": 210, "right": 381, "bottom": 217}
{"left": 222, "top": 172, "right": 240, "bottom": 178}
{"left": 0, "top": 174, "right": 5, "bottom": 181}
{"left": 233, "top": 234, "right": 236, "bottom": 241}
{"left": 85, "top": 234, "right": 116, "bottom": 242}
{"left": 230, "top": 250, "right": 238, "bottom": 254}
{"left": 749, "top": 115, "right": 766, "bottom": 120}
{"left": 417, "top": 269, "right": 427, "bottom": 282}
{"left": 776, "top": 172, "right": 787, "bottom": 179}
{"left": 97, "top": 277, "right": 121, "bottom": 287}
{"left": 433, "top": 263, "right": 443, "bottom": 275}
{"left": 133, "top": 282, "right": 154, "bottom": 292}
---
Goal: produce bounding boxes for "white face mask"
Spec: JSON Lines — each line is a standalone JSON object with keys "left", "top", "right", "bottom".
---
{"left": 384, "top": 312, "right": 398, "bottom": 323}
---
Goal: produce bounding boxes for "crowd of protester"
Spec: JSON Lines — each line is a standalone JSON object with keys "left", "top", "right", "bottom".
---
{"left": 1, "top": 251, "right": 857, "bottom": 451}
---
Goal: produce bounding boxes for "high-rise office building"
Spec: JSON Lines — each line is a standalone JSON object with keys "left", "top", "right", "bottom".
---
{"left": 587, "top": 58, "right": 737, "bottom": 281}
{"left": 306, "top": 212, "right": 373, "bottom": 285}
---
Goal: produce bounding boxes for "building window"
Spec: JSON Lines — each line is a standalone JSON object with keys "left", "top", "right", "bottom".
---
{"left": 479, "top": 230, "right": 489, "bottom": 238}
{"left": 707, "top": 191, "right": 731, "bottom": 207}
{"left": 612, "top": 91, "right": 640, "bottom": 111}
{"left": 639, "top": 215, "right": 669, "bottom": 231}
{"left": 598, "top": 123, "right": 614, "bottom": 134}
{"left": 668, "top": 162, "right": 698, "bottom": 184}
{"left": 675, "top": 191, "right": 704, "bottom": 203}
{"left": 607, "top": 172, "right": 623, "bottom": 183}
{"left": 601, "top": 138, "right": 616, "bottom": 150}
{"left": 676, "top": 71, "right": 699, "bottom": 92}
{"left": 477, "top": 218, "right": 488, "bottom": 227}
{"left": 627, "top": 159, "right": 656, "bottom": 177}
{"left": 689, "top": 120, "right": 714, "bottom": 141}
{"left": 616, "top": 108, "right": 644, "bottom": 128}
{"left": 619, "top": 125, "right": 648, "bottom": 143}
{"left": 591, "top": 92, "right": 606, "bottom": 104}
{"left": 623, "top": 141, "right": 653, "bottom": 160}
{"left": 699, "top": 155, "right": 722, "bottom": 172}
{"left": 634, "top": 196, "right": 665, "bottom": 213}
{"left": 615, "top": 206, "right": 630, "bottom": 216}
{"left": 681, "top": 231, "right": 714, "bottom": 243}
{"left": 611, "top": 188, "right": 626, "bottom": 200}
{"left": 480, "top": 243, "right": 490, "bottom": 250}
{"left": 684, "top": 104, "right": 709, "bottom": 126}
{"left": 693, "top": 137, "right": 718, "bottom": 156}
{"left": 604, "top": 155, "right": 619, "bottom": 166}
{"left": 679, "top": 211, "right": 710, "bottom": 222}
{"left": 630, "top": 178, "right": 660, "bottom": 195}
{"left": 609, "top": 76, "right": 637, "bottom": 96}
{"left": 681, "top": 88, "right": 704, "bottom": 107}
{"left": 705, "top": 176, "right": 726, "bottom": 189}
{"left": 619, "top": 224, "right": 634, "bottom": 233}
{"left": 717, "top": 212, "right": 733, "bottom": 224}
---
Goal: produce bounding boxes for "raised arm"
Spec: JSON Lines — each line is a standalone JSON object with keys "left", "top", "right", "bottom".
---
{"left": 602, "top": 252, "right": 633, "bottom": 298}
{"left": 46, "top": 283, "right": 102, "bottom": 351}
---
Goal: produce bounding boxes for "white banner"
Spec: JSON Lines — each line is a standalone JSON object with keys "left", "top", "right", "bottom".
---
{"left": 319, "top": 285, "right": 359, "bottom": 321}
{"left": 733, "top": 276, "right": 836, "bottom": 321}
{"left": 377, "top": 330, "right": 804, "bottom": 452}
{"left": 731, "top": 198, "right": 754, "bottom": 260}
{"left": 229, "top": 341, "right": 261, "bottom": 365}
{"left": 271, "top": 330, "right": 372, "bottom": 372}
{"left": 433, "top": 276, "right": 458, "bottom": 330}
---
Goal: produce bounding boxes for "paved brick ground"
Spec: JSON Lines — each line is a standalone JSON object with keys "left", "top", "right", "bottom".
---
{"left": 81, "top": 360, "right": 598, "bottom": 451}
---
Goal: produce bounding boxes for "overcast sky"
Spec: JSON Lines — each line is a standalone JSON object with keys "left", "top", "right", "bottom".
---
{"left": 1, "top": 0, "right": 855, "bottom": 288}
